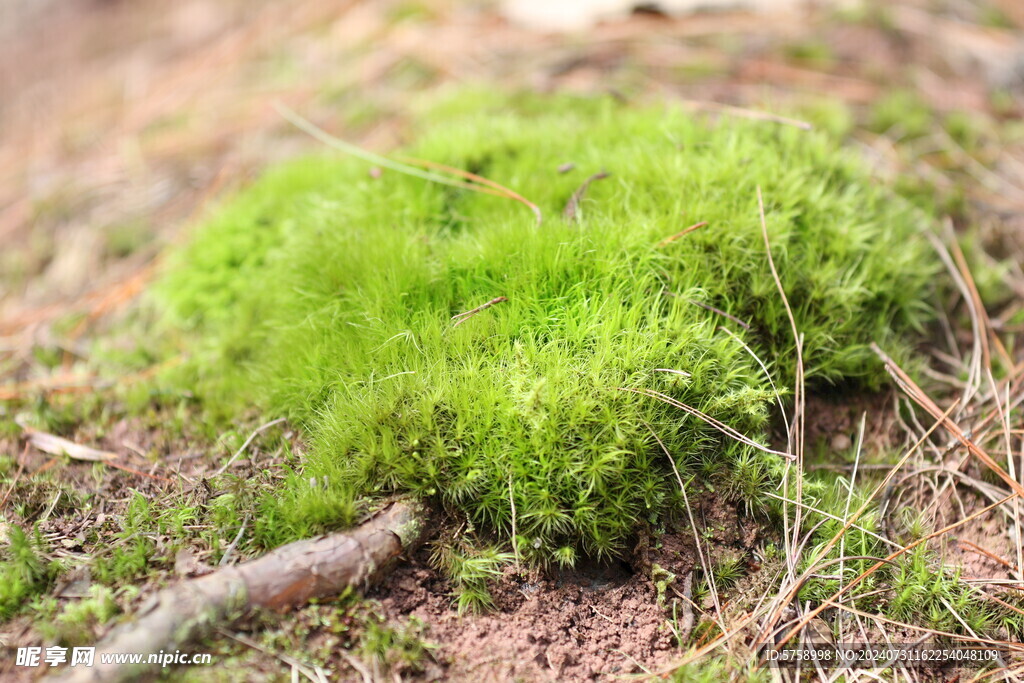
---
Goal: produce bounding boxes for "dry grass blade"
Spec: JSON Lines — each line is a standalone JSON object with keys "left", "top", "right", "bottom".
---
{"left": 619, "top": 386, "right": 795, "bottom": 460}
{"left": 758, "top": 185, "right": 805, "bottom": 581}
{"left": 655, "top": 221, "right": 708, "bottom": 247}
{"left": 653, "top": 368, "right": 691, "bottom": 378}
{"left": 339, "top": 652, "right": 373, "bottom": 683}
{"left": 837, "top": 412, "right": 867, "bottom": 645}
{"left": 276, "top": 103, "right": 481, "bottom": 189}
{"left": 213, "top": 417, "right": 287, "bottom": 477}
{"left": 218, "top": 514, "right": 250, "bottom": 567}
{"left": 686, "top": 299, "right": 750, "bottom": 330}
{"left": 948, "top": 228, "right": 1013, "bottom": 372}
{"left": 645, "top": 423, "right": 728, "bottom": 634}
{"left": 719, "top": 326, "right": 790, "bottom": 439}
{"left": 217, "top": 629, "right": 323, "bottom": 683}
{"left": 761, "top": 491, "right": 899, "bottom": 549}
{"left": 926, "top": 229, "right": 984, "bottom": 413}
{"left": 821, "top": 598, "right": 1024, "bottom": 651}
{"left": 508, "top": 472, "right": 520, "bottom": 568}
{"left": 773, "top": 492, "right": 1017, "bottom": 649}
{"left": 756, "top": 399, "right": 959, "bottom": 646}
{"left": 656, "top": 609, "right": 763, "bottom": 673}
{"left": 677, "top": 99, "right": 813, "bottom": 131}
{"left": 872, "top": 343, "right": 1024, "bottom": 498}
{"left": 398, "top": 155, "right": 543, "bottom": 225}
{"left": 562, "top": 171, "right": 609, "bottom": 221}
{"left": 941, "top": 221, "right": 1023, "bottom": 585}
{"left": 276, "top": 103, "right": 543, "bottom": 224}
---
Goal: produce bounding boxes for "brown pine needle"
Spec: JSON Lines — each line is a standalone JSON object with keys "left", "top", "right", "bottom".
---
{"left": 32, "top": 457, "right": 61, "bottom": 477}
{"left": 276, "top": 103, "right": 543, "bottom": 225}
{"left": 0, "top": 356, "right": 182, "bottom": 401}
{"left": 774, "top": 492, "right": 1017, "bottom": 649}
{"left": 66, "top": 260, "right": 159, "bottom": 342}
{"left": 656, "top": 221, "right": 708, "bottom": 247}
{"left": 686, "top": 299, "right": 750, "bottom": 330}
{"left": 398, "top": 156, "right": 543, "bottom": 225}
{"left": 948, "top": 231, "right": 1014, "bottom": 372}
{"left": 0, "top": 444, "right": 28, "bottom": 510}
{"left": 957, "top": 539, "right": 1016, "bottom": 571}
{"left": 872, "top": 343, "right": 1024, "bottom": 498}
{"left": 0, "top": 374, "right": 97, "bottom": 401}
{"left": 104, "top": 461, "right": 175, "bottom": 483}
{"left": 757, "top": 398, "right": 959, "bottom": 646}
{"left": 822, "top": 598, "right": 1024, "bottom": 651}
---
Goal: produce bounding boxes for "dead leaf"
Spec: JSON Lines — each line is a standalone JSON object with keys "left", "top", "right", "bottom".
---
{"left": 23, "top": 427, "right": 117, "bottom": 462}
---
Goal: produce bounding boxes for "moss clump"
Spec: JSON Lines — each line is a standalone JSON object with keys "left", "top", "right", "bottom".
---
{"left": 159, "top": 93, "right": 936, "bottom": 562}
{"left": 0, "top": 526, "right": 61, "bottom": 619}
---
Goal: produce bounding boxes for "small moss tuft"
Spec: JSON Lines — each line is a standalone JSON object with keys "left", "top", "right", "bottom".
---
{"left": 0, "top": 526, "right": 62, "bottom": 620}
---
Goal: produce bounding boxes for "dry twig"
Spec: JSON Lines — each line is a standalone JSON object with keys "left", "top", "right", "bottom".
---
{"left": 48, "top": 499, "right": 430, "bottom": 683}
{"left": 451, "top": 296, "right": 507, "bottom": 328}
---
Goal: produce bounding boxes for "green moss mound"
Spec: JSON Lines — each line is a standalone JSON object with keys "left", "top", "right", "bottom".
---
{"left": 160, "top": 94, "right": 936, "bottom": 562}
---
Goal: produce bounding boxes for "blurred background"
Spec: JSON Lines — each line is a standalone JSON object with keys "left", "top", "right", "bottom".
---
{"left": 2, "top": 0, "right": 1023, "bottom": 351}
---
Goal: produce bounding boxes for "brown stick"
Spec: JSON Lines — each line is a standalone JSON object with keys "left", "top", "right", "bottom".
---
{"left": 451, "top": 296, "right": 507, "bottom": 327}
{"left": 49, "top": 499, "right": 430, "bottom": 683}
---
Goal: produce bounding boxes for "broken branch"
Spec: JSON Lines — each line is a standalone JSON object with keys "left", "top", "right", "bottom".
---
{"left": 451, "top": 296, "right": 507, "bottom": 328}
{"left": 48, "top": 499, "right": 430, "bottom": 683}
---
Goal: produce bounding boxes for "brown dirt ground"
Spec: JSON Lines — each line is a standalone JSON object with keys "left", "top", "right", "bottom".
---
{"left": 375, "top": 551, "right": 682, "bottom": 680}
{"left": 371, "top": 494, "right": 762, "bottom": 681}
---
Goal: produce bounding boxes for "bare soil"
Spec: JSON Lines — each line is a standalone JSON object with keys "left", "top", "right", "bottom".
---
{"left": 372, "top": 492, "right": 763, "bottom": 681}
{"left": 376, "top": 554, "right": 677, "bottom": 680}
